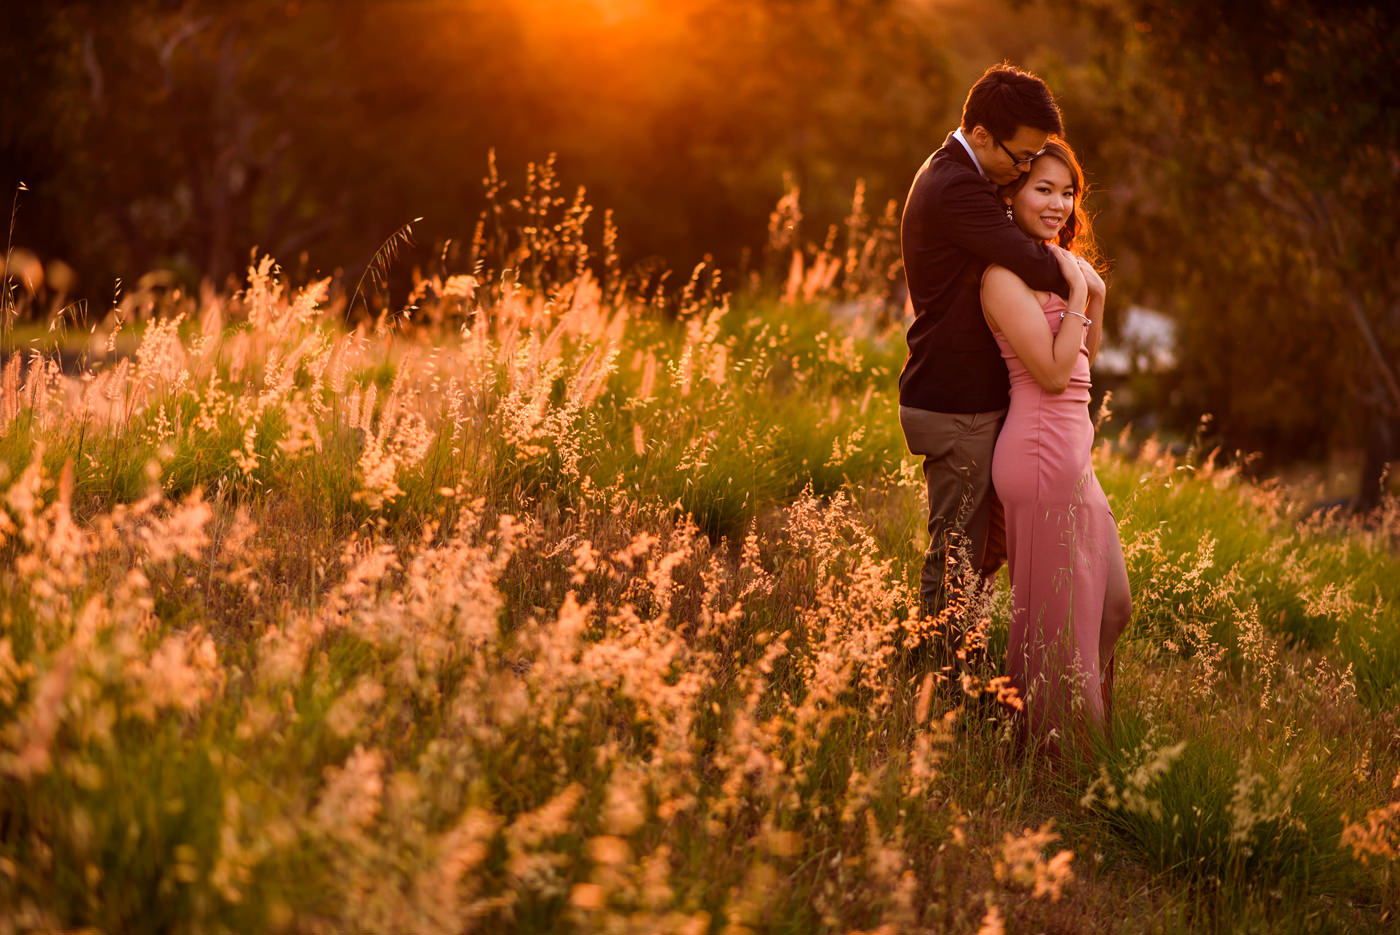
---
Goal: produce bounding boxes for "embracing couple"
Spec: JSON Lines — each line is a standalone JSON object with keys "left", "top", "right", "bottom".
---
{"left": 898, "top": 64, "right": 1131, "bottom": 753}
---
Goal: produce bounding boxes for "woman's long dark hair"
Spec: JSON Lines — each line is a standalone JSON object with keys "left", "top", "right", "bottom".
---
{"left": 998, "top": 137, "right": 1102, "bottom": 270}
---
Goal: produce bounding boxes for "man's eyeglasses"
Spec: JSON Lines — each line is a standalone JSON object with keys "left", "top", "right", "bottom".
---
{"left": 994, "top": 137, "right": 1044, "bottom": 168}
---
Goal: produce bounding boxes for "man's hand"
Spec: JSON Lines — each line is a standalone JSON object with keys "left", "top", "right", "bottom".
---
{"left": 1077, "top": 256, "right": 1106, "bottom": 300}
{"left": 1050, "top": 244, "right": 1086, "bottom": 291}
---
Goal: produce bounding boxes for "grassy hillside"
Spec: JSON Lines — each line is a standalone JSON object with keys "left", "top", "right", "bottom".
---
{"left": 1, "top": 240, "right": 1397, "bottom": 934}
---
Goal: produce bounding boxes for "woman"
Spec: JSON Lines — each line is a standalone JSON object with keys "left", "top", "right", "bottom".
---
{"left": 980, "top": 138, "right": 1131, "bottom": 751}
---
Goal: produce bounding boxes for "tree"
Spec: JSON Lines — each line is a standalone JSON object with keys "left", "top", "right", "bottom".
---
{"left": 1054, "top": 0, "right": 1400, "bottom": 506}
{"left": 4, "top": 1, "right": 343, "bottom": 287}
{"left": 4, "top": 1, "right": 962, "bottom": 306}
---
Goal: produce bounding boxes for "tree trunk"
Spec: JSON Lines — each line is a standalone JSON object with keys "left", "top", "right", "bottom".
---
{"left": 1358, "top": 405, "right": 1399, "bottom": 514}
{"left": 1350, "top": 295, "right": 1400, "bottom": 512}
{"left": 205, "top": 30, "right": 242, "bottom": 285}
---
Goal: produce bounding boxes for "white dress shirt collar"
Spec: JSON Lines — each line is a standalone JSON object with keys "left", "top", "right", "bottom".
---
{"left": 951, "top": 127, "right": 988, "bottom": 180}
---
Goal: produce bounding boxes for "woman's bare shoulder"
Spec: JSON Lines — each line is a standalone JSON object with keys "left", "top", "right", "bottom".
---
{"left": 981, "top": 264, "right": 1033, "bottom": 295}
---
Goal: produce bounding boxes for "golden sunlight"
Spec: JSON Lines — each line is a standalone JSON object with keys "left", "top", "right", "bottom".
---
{"left": 511, "top": 0, "right": 655, "bottom": 26}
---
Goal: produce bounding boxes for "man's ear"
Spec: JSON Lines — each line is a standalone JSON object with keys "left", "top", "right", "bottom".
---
{"left": 968, "top": 125, "right": 991, "bottom": 147}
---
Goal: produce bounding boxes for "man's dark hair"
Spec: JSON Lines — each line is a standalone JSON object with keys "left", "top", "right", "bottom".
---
{"left": 960, "top": 64, "right": 1062, "bottom": 140}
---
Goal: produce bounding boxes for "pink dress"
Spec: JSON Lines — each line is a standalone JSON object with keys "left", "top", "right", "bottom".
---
{"left": 989, "top": 289, "right": 1119, "bottom": 742}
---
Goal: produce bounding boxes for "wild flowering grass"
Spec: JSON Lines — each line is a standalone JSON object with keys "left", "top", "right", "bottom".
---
{"left": 2, "top": 171, "right": 1398, "bottom": 933}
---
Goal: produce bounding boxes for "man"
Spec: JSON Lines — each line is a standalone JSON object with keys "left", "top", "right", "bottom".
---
{"left": 898, "top": 63, "right": 1070, "bottom": 650}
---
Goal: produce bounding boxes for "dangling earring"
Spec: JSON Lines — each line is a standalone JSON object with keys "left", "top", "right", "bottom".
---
{"left": 1004, "top": 204, "right": 1013, "bottom": 221}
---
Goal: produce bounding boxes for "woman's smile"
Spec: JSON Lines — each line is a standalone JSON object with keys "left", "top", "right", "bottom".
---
{"left": 1007, "top": 156, "right": 1077, "bottom": 243}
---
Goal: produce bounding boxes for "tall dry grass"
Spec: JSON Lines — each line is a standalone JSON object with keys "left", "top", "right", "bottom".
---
{"left": 1, "top": 166, "right": 1397, "bottom": 933}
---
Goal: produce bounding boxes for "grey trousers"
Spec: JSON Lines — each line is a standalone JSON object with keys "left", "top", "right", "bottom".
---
{"left": 899, "top": 406, "right": 1006, "bottom": 621}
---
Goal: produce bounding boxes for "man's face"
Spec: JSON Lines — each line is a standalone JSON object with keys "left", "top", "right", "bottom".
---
{"left": 970, "top": 125, "right": 1051, "bottom": 186}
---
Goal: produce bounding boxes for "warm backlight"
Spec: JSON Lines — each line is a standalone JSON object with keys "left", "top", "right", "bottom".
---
{"left": 514, "top": 0, "right": 654, "bottom": 25}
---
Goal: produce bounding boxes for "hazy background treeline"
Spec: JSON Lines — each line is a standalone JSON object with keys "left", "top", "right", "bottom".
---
{"left": 2, "top": 0, "right": 1398, "bottom": 502}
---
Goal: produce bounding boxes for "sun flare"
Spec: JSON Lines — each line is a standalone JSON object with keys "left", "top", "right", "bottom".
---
{"left": 513, "top": 0, "right": 653, "bottom": 25}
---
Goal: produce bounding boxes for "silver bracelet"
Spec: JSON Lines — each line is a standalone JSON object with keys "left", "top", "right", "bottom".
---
{"left": 1060, "top": 310, "right": 1092, "bottom": 326}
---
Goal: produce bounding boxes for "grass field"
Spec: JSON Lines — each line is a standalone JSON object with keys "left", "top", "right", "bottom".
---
{"left": 2, "top": 198, "right": 1398, "bottom": 934}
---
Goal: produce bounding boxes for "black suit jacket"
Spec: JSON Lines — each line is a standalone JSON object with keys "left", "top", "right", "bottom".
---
{"left": 898, "top": 132, "right": 1069, "bottom": 413}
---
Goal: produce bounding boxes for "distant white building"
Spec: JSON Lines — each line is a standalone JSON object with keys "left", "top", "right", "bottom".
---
{"left": 1094, "top": 305, "right": 1177, "bottom": 375}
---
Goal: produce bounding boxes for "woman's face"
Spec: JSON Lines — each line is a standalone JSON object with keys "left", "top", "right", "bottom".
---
{"left": 1007, "top": 156, "right": 1075, "bottom": 243}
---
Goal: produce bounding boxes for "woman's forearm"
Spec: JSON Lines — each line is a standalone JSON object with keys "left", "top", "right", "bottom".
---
{"left": 1045, "top": 312, "right": 1088, "bottom": 392}
{"left": 1084, "top": 292, "right": 1105, "bottom": 365}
